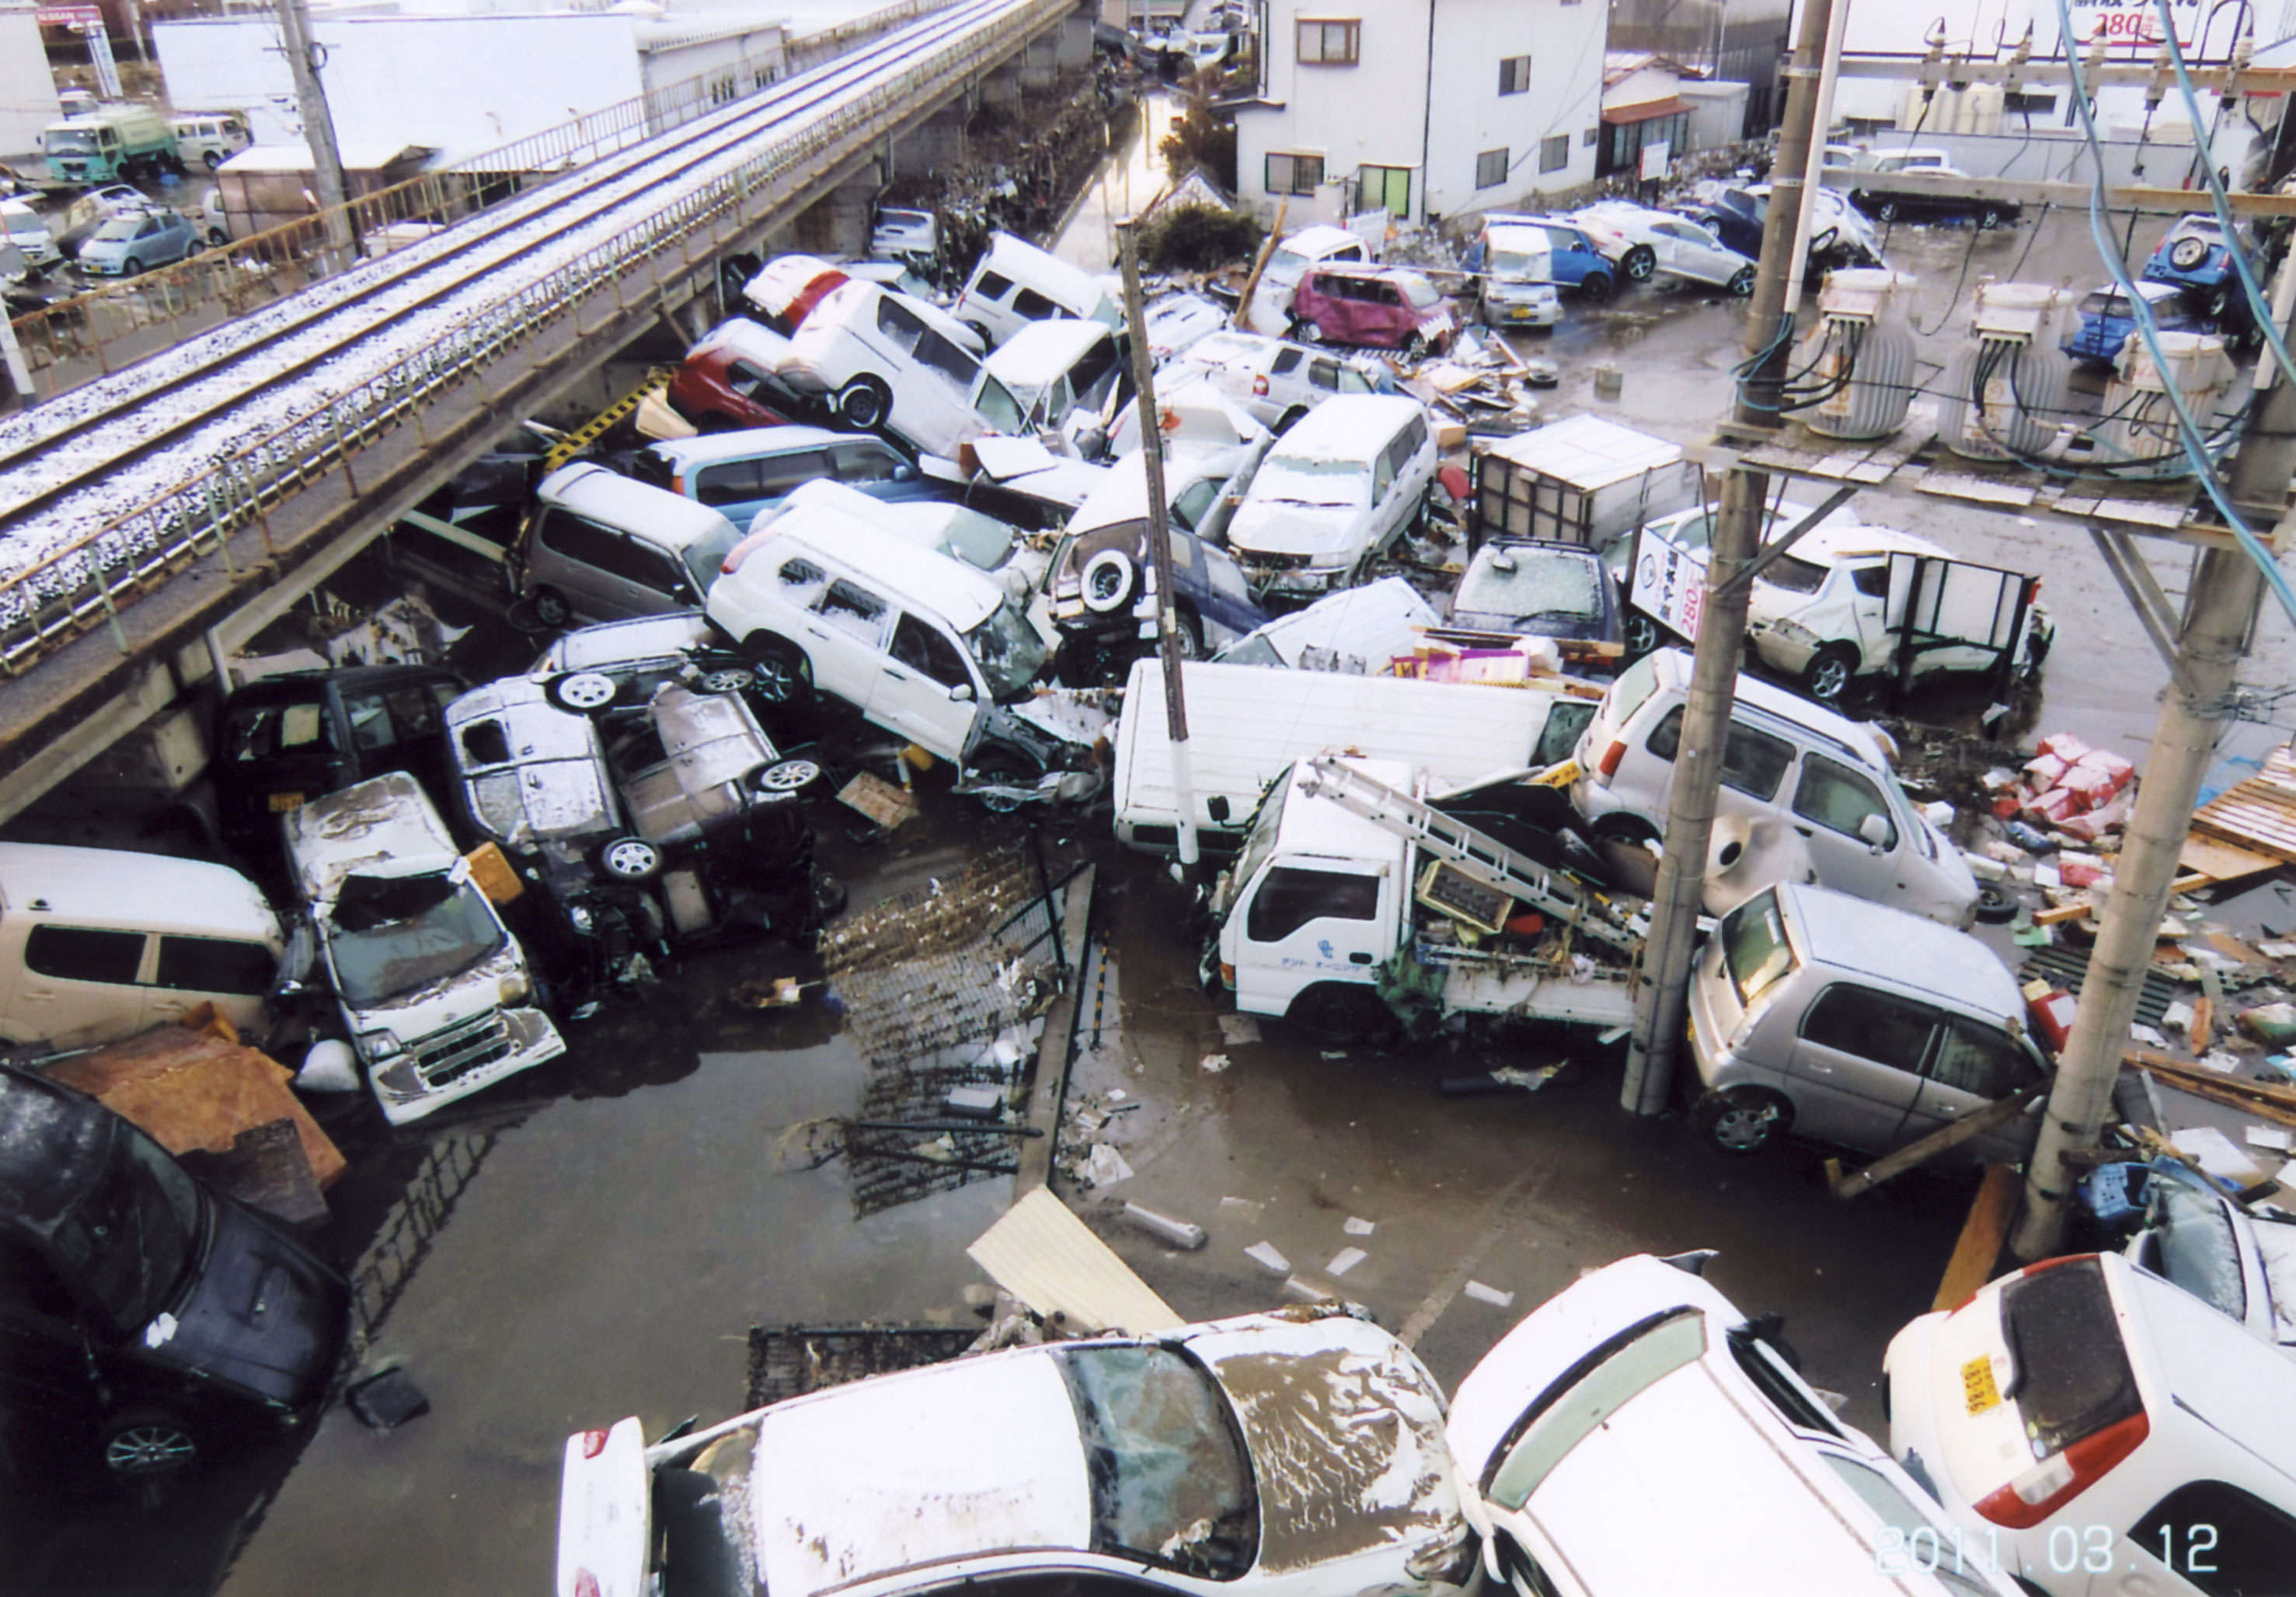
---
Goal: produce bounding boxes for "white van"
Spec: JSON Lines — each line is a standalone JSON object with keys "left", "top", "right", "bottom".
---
{"left": 1, "top": 200, "right": 59, "bottom": 270}
{"left": 1887, "top": 1250, "right": 2296, "bottom": 1597}
{"left": 971, "top": 318, "right": 1127, "bottom": 439}
{"left": 1112, "top": 658, "right": 1594, "bottom": 851}
{"left": 1450, "top": 1254, "right": 2026, "bottom": 1597}
{"left": 1570, "top": 647, "right": 1978, "bottom": 926}
{"left": 0, "top": 843, "right": 283, "bottom": 1051}
{"left": 776, "top": 278, "right": 1001, "bottom": 457}
{"left": 168, "top": 113, "right": 249, "bottom": 171}
{"left": 1244, "top": 222, "right": 1373, "bottom": 335}
{"left": 1225, "top": 394, "right": 1437, "bottom": 601}
{"left": 512, "top": 462, "right": 744, "bottom": 628}
{"left": 950, "top": 230, "right": 1120, "bottom": 348}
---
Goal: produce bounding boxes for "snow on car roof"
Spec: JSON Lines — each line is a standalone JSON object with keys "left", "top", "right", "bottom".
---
{"left": 1785, "top": 524, "right": 1949, "bottom": 563}
{"left": 1270, "top": 394, "right": 1424, "bottom": 462}
{"left": 538, "top": 462, "right": 740, "bottom": 553}
{"left": 282, "top": 772, "right": 461, "bottom": 907}
{"left": 983, "top": 317, "right": 1113, "bottom": 387}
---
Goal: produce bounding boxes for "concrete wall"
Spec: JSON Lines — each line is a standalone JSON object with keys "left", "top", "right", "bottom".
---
{"left": 0, "top": 8, "right": 64, "bottom": 167}
{"left": 1235, "top": 0, "right": 1603, "bottom": 222}
{"left": 639, "top": 20, "right": 786, "bottom": 103}
{"left": 154, "top": 14, "right": 646, "bottom": 155}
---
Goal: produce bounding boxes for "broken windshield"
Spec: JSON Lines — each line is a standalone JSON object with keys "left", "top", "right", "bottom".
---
{"left": 324, "top": 871, "right": 506, "bottom": 1008}
{"left": 963, "top": 598, "right": 1048, "bottom": 701}
{"left": 1054, "top": 1344, "right": 1258, "bottom": 1578}
{"left": 2149, "top": 1177, "right": 2247, "bottom": 1323}
{"left": 1253, "top": 456, "right": 1371, "bottom": 511}
{"left": 1455, "top": 547, "right": 1602, "bottom": 622}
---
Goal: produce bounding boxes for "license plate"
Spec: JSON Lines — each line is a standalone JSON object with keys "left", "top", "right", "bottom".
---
{"left": 1961, "top": 1355, "right": 2002, "bottom": 1416}
{"left": 268, "top": 792, "right": 305, "bottom": 813}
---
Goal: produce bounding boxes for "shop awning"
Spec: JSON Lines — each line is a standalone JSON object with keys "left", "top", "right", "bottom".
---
{"left": 1602, "top": 97, "right": 1691, "bottom": 125}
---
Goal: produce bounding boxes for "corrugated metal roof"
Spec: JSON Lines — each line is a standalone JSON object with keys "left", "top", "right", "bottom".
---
{"left": 967, "top": 1187, "right": 1183, "bottom": 1334}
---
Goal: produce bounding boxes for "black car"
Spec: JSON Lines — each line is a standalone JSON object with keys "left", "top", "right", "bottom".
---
{"left": 1441, "top": 537, "right": 1623, "bottom": 671}
{"left": 0, "top": 1065, "right": 350, "bottom": 1475}
{"left": 214, "top": 664, "right": 466, "bottom": 849}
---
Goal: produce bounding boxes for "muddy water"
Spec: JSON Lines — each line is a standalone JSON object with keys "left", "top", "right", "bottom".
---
{"left": 1052, "top": 91, "right": 1186, "bottom": 274}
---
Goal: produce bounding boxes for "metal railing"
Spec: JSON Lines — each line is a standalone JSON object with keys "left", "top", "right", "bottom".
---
{"left": 0, "top": 0, "right": 1068, "bottom": 676}
{"left": 5, "top": 0, "right": 953, "bottom": 393}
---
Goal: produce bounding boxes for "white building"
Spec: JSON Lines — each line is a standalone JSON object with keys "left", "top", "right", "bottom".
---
{"left": 0, "top": 5, "right": 64, "bottom": 167}
{"left": 1232, "top": 0, "right": 1607, "bottom": 225}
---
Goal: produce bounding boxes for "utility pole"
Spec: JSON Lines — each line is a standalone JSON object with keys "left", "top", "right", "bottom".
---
{"left": 1622, "top": 0, "right": 1837, "bottom": 1116}
{"left": 2011, "top": 313, "right": 2282, "bottom": 1259}
{"left": 274, "top": 0, "right": 354, "bottom": 271}
{"left": 1116, "top": 214, "right": 1198, "bottom": 869}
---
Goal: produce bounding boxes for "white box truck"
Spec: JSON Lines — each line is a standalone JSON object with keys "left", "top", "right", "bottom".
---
{"left": 1111, "top": 658, "right": 1601, "bottom": 852}
{"left": 1469, "top": 414, "right": 1702, "bottom": 553}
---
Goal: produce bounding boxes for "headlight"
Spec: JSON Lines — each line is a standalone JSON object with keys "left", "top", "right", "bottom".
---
{"left": 499, "top": 972, "right": 529, "bottom": 1006}
{"left": 357, "top": 1029, "right": 402, "bottom": 1060}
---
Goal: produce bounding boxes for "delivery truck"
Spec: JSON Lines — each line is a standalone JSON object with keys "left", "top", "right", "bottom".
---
{"left": 43, "top": 105, "right": 180, "bottom": 185}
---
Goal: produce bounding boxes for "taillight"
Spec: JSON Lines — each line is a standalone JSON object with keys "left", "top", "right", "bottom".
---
{"left": 1597, "top": 740, "right": 1627, "bottom": 779}
{"left": 580, "top": 1428, "right": 610, "bottom": 1459}
{"left": 671, "top": 473, "right": 685, "bottom": 497}
{"left": 1253, "top": 374, "right": 1269, "bottom": 396}
{"left": 1974, "top": 1410, "right": 2149, "bottom": 1528}
{"left": 573, "top": 1572, "right": 602, "bottom": 1597}
{"left": 1218, "top": 961, "right": 1235, "bottom": 989}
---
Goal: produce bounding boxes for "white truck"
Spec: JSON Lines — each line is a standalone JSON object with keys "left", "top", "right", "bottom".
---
{"left": 1207, "top": 755, "right": 1646, "bottom": 1037}
{"left": 1111, "top": 658, "right": 1601, "bottom": 851}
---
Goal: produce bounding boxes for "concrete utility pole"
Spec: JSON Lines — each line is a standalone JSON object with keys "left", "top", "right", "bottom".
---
{"left": 274, "top": 0, "right": 354, "bottom": 268}
{"left": 2011, "top": 354, "right": 2281, "bottom": 1260}
{"left": 1115, "top": 214, "right": 1198, "bottom": 868}
{"left": 1622, "top": 0, "right": 1836, "bottom": 1117}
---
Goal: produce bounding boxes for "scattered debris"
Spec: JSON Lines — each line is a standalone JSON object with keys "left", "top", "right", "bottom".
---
{"left": 1198, "top": 1051, "right": 1231, "bottom": 1073}
{"left": 1122, "top": 1201, "right": 1207, "bottom": 1250}
{"left": 345, "top": 1367, "right": 430, "bottom": 1430}
{"left": 1462, "top": 1280, "right": 1516, "bottom": 1309}
{"left": 1245, "top": 1240, "right": 1291, "bottom": 1274}
{"left": 1326, "top": 1247, "right": 1366, "bottom": 1276}
{"left": 1216, "top": 1014, "right": 1262, "bottom": 1046}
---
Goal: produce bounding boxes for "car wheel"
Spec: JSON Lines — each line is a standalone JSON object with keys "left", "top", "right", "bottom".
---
{"left": 1308, "top": 320, "right": 1336, "bottom": 346}
{"left": 1873, "top": 197, "right": 1899, "bottom": 224}
{"left": 1622, "top": 609, "right": 1661, "bottom": 659}
{"left": 744, "top": 638, "right": 813, "bottom": 710}
{"left": 1169, "top": 606, "right": 1204, "bottom": 660}
{"left": 1803, "top": 644, "right": 1859, "bottom": 705}
{"left": 1580, "top": 273, "right": 1614, "bottom": 304}
{"left": 1975, "top": 883, "right": 2020, "bottom": 925}
{"left": 754, "top": 758, "right": 823, "bottom": 796}
{"left": 1590, "top": 813, "right": 1661, "bottom": 848}
{"left": 834, "top": 375, "right": 893, "bottom": 431}
{"left": 2169, "top": 235, "right": 2211, "bottom": 270}
{"left": 1403, "top": 332, "right": 1431, "bottom": 362}
{"left": 696, "top": 665, "right": 756, "bottom": 694}
{"left": 1727, "top": 265, "right": 1756, "bottom": 298}
{"left": 2204, "top": 285, "right": 2230, "bottom": 322}
{"left": 1284, "top": 982, "right": 1395, "bottom": 1045}
{"left": 530, "top": 586, "right": 573, "bottom": 629}
{"left": 100, "top": 1408, "right": 199, "bottom": 1476}
{"left": 1623, "top": 245, "right": 1657, "bottom": 282}
{"left": 184, "top": 238, "right": 203, "bottom": 258}
{"left": 547, "top": 671, "right": 620, "bottom": 713}
{"left": 1080, "top": 549, "right": 1138, "bottom": 613}
{"left": 598, "top": 836, "right": 662, "bottom": 882}
{"left": 120, "top": 255, "right": 142, "bottom": 277}
{"left": 207, "top": 227, "right": 227, "bottom": 246}
{"left": 969, "top": 748, "right": 1037, "bottom": 815}
{"left": 1694, "top": 1088, "right": 1790, "bottom": 1156}
{"left": 1977, "top": 203, "right": 2003, "bottom": 231}
{"left": 204, "top": 151, "right": 223, "bottom": 172}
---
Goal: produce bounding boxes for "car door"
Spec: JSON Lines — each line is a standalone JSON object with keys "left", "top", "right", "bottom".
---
{"left": 147, "top": 933, "right": 277, "bottom": 1030}
{"left": 1899, "top": 1013, "right": 2046, "bottom": 1160}
{"left": 1786, "top": 982, "right": 1932, "bottom": 1152}
{"left": 0, "top": 1232, "right": 99, "bottom": 1425}
{"left": 1232, "top": 862, "right": 1391, "bottom": 1018}
{"left": 535, "top": 511, "right": 646, "bottom": 621}
{"left": 873, "top": 612, "right": 983, "bottom": 761}
{"left": 12, "top": 925, "right": 150, "bottom": 1046}
{"left": 800, "top": 574, "right": 898, "bottom": 709}
{"left": 1788, "top": 752, "right": 1906, "bottom": 906}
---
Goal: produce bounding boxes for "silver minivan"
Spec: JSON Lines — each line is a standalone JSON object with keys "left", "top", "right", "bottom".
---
{"left": 1685, "top": 878, "right": 2048, "bottom": 1159}
{"left": 511, "top": 463, "right": 745, "bottom": 628}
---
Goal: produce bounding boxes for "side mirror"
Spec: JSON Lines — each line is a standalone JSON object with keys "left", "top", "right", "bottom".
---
{"left": 949, "top": 683, "right": 975, "bottom": 703}
{"left": 1857, "top": 812, "right": 1890, "bottom": 850}
{"left": 1206, "top": 794, "right": 1231, "bottom": 823}
{"left": 893, "top": 463, "right": 915, "bottom": 481}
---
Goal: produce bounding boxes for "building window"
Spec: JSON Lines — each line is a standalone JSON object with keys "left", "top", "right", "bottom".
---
{"left": 1498, "top": 55, "right": 1531, "bottom": 95}
{"left": 1359, "top": 164, "right": 1411, "bottom": 215}
{"left": 1266, "top": 152, "right": 1325, "bottom": 195}
{"left": 1475, "top": 148, "right": 1509, "bottom": 189}
{"left": 1296, "top": 18, "right": 1360, "bottom": 64}
{"left": 1539, "top": 134, "right": 1570, "bottom": 174}
{"left": 1583, "top": 126, "right": 1599, "bottom": 146}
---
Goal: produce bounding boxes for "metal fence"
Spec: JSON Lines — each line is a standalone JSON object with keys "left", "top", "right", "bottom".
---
{"left": 0, "top": 0, "right": 1069, "bottom": 680}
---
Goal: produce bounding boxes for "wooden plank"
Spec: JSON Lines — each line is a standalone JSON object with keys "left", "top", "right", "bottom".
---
{"left": 1934, "top": 1163, "right": 2021, "bottom": 1312}
{"left": 2177, "top": 832, "right": 2284, "bottom": 887}
{"left": 966, "top": 1187, "right": 1184, "bottom": 1335}
{"left": 2125, "top": 1047, "right": 2296, "bottom": 1113}
{"left": 1827, "top": 1083, "right": 2049, "bottom": 1198}
{"left": 2036, "top": 901, "right": 2094, "bottom": 926}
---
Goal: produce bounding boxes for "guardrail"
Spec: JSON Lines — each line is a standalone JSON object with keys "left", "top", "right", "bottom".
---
{"left": 4, "top": 0, "right": 953, "bottom": 396}
{"left": 0, "top": 0, "right": 1069, "bottom": 677}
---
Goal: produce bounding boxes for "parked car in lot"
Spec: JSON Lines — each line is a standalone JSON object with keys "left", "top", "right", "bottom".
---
{"left": 1, "top": 199, "right": 59, "bottom": 271}
{"left": 214, "top": 663, "right": 465, "bottom": 848}
{"left": 2061, "top": 279, "right": 2208, "bottom": 367}
{"left": 1848, "top": 152, "right": 2019, "bottom": 228}
{"left": 1468, "top": 214, "right": 1615, "bottom": 301}
{"left": 51, "top": 184, "right": 150, "bottom": 260}
{"left": 1225, "top": 394, "right": 1437, "bottom": 602}
{"left": 1468, "top": 222, "right": 1563, "bottom": 328}
{"left": 279, "top": 772, "right": 567, "bottom": 1125}
{"left": 511, "top": 462, "right": 744, "bottom": 628}
{"left": 1448, "top": 1253, "right": 2026, "bottom": 1597}
{"left": 75, "top": 207, "right": 201, "bottom": 276}
{"left": 1444, "top": 538, "right": 1622, "bottom": 654}
{"left": 2121, "top": 1159, "right": 2296, "bottom": 1358}
{"left": 776, "top": 277, "right": 997, "bottom": 455}
{"left": 1886, "top": 1250, "right": 2296, "bottom": 1597}
{"left": 666, "top": 317, "right": 803, "bottom": 433}
{"left": 0, "top": 1065, "right": 350, "bottom": 1476}
{"left": 625, "top": 424, "right": 935, "bottom": 532}
{"left": 1165, "top": 329, "right": 1388, "bottom": 433}
{"left": 1568, "top": 200, "right": 1757, "bottom": 294}
{"left": 560, "top": 1306, "right": 1476, "bottom": 1597}
{"left": 1684, "top": 880, "right": 2045, "bottom": 1157}
{"left": 1287, "top": 263, "right": 1458, "bottom": 354}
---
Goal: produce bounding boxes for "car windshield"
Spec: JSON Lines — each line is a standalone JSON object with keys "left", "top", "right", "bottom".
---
{"left": 974, "top": 374, "right": 1026, "bottom": 434}
{"left": 51, "top": 1125, "right": 204, "bottom": 1334}
{"left": 1229, "top": 766, "right": 1294, "bottom": 896}
{"left": 1399, "top": 276, "right": 1441, "bottom": 311}
{"left": 2079, "top": 291, "right": 2124, "bottom": 317}
{"left": 1720, "top": 888, "right": 1796, "bottom": 1005}
{"left": 1053, "top": 1344, "right": 1257, "bottom": 1578}
{"left": 89, "top": 216, "right": 141, "bottom": 242}
{"left": 963, "top": 598, "right": 1049, "bottom": 700}
{"left": 1214, "top": 633, "right": 1284, "bottom": 667}
{"left": 1760, "top": 554, "right": 1829, "bottom": 595}
{"left": 324, "top": 870, "right": 506, "bottom": 1008}
{"left": 1254, "top": 455, "right": 1371, "bottom": 511}
{"left": 2150, "top": 1177, "right": 2247, "bottom": 1321}
{"left": 684, "top": 523, "right": 744, "bottom": 591}
{"left": 932, "top": 506, "right": 1016, "bottom": 570}
{"left": 1456, "top": 547, "right": 1602, "bottom": 622}
{"left": 48, "top": 129, "right": 102, "bottom": 155}
{"left": 1268, "top": 247, "right": 1311, "bottom": 280}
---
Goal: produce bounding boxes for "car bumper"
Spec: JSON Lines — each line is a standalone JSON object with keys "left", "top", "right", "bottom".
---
{"left": 368, "top": 1005, "right": 567, "bottom": 1125}
{"left": 1484, "top": 301, "right": 1561, "bottom": 326}
{"left": 1745, "top": 622, "right": 1817, "bottom": 675}
{"left": 78, "top": 259, "right": 129, "bottom": 276}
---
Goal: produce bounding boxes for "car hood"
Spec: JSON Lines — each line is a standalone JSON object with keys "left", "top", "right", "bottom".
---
{"left": 1228, "top": 500, "right": 1367, "bottom": 557}
{"left": 1448, "top": 607, "right": 1608, "bottom": 643}
{"left": 145, "top": 1197, "right": 350, "bottom": 1407}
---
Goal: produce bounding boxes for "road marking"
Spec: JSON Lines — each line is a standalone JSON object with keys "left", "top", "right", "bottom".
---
{"left": 1398, "top": 1166, "right": 1549, "bottom": 1349}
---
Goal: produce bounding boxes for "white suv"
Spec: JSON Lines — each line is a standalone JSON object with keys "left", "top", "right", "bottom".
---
{"left": 1225, "top": 394, "right": 1437, "bottom": 601}
{"left": 1166, "top": 330, "right": 1386, "bottom": 434}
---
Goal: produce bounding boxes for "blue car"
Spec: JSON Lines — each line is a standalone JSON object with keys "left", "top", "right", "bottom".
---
{"left": 1468, "top": 214, "right": 1617, "bottom": 302}
{"left": 2141, "top": 214, "right": 2260, "bottom": 343}
{"left": 2063, "top": 281, "right": 2207, "bottom": 368}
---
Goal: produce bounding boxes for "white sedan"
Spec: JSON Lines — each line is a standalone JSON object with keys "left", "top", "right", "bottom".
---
{"left": 559, "top": 1308, "right": 1477, "bottom": 1597}
{"left": 1568, "top": 202, "right": 1755, "bottom": 295}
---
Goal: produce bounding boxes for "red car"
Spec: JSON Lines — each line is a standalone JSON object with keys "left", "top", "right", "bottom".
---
{"left": 1286, "top": 265, "right": 1458, "bottom": 356}
{"left": 667, "top": 318, "right": 800, "bottom": 431}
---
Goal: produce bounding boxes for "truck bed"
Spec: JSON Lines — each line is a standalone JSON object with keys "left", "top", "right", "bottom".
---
{"left": 1399, "top": 911, "right": 1639, "bottom": 1027}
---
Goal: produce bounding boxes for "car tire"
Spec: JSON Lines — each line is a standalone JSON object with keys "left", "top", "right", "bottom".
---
{"left": 1622, "top": 609, "right": 1662, "bottom": 660}
{"left": 834, "top": 375, "right": 893, "bottom": 431}
{"left": 1284, "top": 982, "right": 1395, "bottom": 1045}
{"left": 695, "top": 665, "right": 757, "bottom": 694}
{"left": 1975, "top": 883, "right": 2020, "bottom": 925}
{"left": 2204, "top": 285, "right": 2230, "bottom": 322}
{"left": 754, "top": 757, "right": 823, "bottom": 797}
{"left": 1170, "top": 605, "right": 1204, "bottom": 660}
{"left": 1727, "top": 265, "right": 1756, "bottom": 298}
{"left": 530, "top": 586, "right": 573, "bottom": 629}
{"left": 185, "top": 238, "right": 203, "bottom": 259}
{"left": 207, "top": 228, "right": 227, "bottom": 246}
{"left": 547, "top": 671, "right": 620, "bottom": 713}
{"left": 598, "top": 836, "right": 663, "bottom": 883}
{"left": 1693, "top": 1088, "right": 1790, "bottom": 1156}
{"left": 743, "top": 637, "right": 814, "bottom": 711}
{"left": 968, "top": 747, "right": 1037, "bottom": 815}
{"left": 1580, "top": 273, "right": 1614, "bottom": 304}
{"left": 1590, "top": 813, "right": 1661, "bottom": 848}
{"left": 204, "top": 151, "right": 224, "bottom": 172}
{"left": 1977, "top": 203, "right": 2003, "bottom": 231}
{"left": 1079, "top": 549, "right": 1138, "bottom": 613}
{"left": 1623, "top": 245, "right": 1657, "bottom": 282}
{"left": 1803, "top": 643, "right": 1859, "bottom": 705}
{"left": 100, "top": 1407, "right": 199, "bottom": 1476}
{"left": 1873, "top": 197, "right": 1899, "bottom": 224}
{"left": 120, "top": 255, "right": 141, "bottom": 277}
{"left": 2169, "top": 236, "right": 2211, "bottom": 270}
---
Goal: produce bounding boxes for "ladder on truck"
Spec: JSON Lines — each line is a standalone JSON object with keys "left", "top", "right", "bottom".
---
{"left": 1296, "top": 755, "right": 1642, "bottom": 959}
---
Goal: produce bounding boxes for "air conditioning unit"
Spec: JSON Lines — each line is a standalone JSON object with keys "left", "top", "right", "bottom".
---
{"left": 1793, "top": 267, "right": 1920, "bottom": 440}
{"left": 2102, "top": 329, "right": 2231, "bottom": 462}
{"left": 1935, "top": 283, "right": 2077, "bottom": 462}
